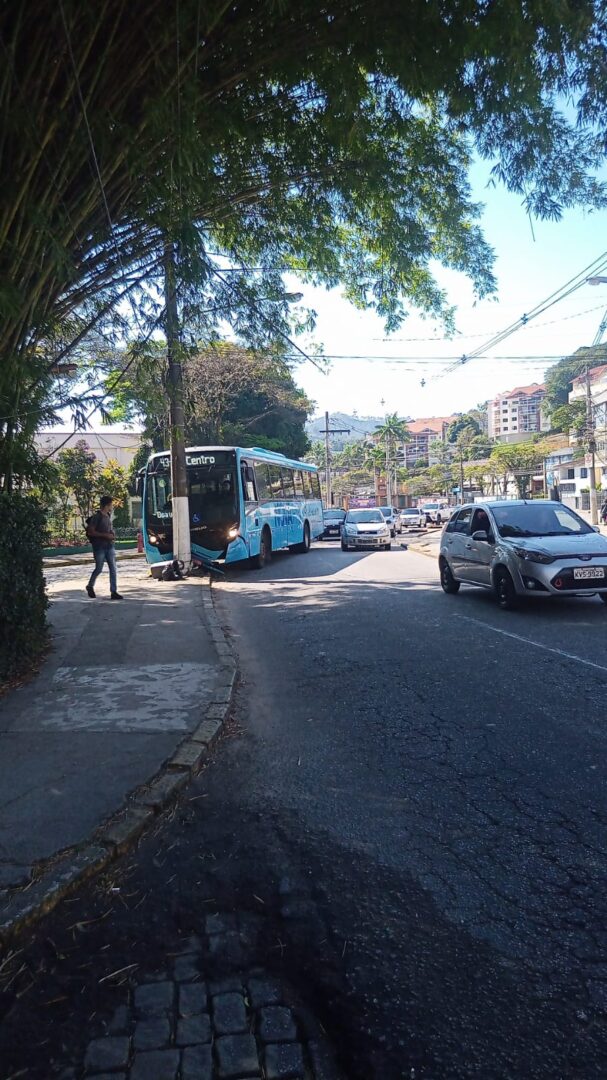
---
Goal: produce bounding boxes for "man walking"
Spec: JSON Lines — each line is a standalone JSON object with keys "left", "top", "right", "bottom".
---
{"left": 86, "top": 495, "right": 123, "bottom": 600}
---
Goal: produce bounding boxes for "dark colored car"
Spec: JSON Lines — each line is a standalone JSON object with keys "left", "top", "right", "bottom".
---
{"left": 321, "top": 508, "right": 346, "bottom": 540}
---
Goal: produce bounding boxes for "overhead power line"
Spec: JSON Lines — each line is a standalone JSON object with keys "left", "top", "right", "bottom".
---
{"left": 374, "top": 300, "right": 607, "bottom": 343}
{"left": 427, "top": 248, "right": 607, "bottom": 383}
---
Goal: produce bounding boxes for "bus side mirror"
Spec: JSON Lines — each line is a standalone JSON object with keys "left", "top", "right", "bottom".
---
{"left": 136, "top": 471, "right": 144, "bottom": 497}
{"left": 245, "top": 466, "right": 255, "bottom": 483}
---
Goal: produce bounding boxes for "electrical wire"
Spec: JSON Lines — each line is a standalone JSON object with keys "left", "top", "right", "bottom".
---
{"left": 427, "top": 249, "right": 607, "bottom": 382}
{"left": 374, "top": 300, "right": 607, "bottom": 343}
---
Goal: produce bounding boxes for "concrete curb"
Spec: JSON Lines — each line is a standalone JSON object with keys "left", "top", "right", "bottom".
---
{"left": 0, "top": 577, "right": 237, "bottom": 946}
{"left": 408, "top": 541, "right": 439, "bottom": 560}
{"left": 43, "top": 550, "right": 144, "bottom": 569}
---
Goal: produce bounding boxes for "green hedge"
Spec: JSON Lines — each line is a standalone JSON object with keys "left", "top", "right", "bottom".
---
{"left": 0, "top": 494, "right": 49, "bottom": 682}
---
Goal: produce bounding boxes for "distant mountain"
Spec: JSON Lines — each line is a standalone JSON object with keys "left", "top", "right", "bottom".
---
{"left": 306, "top": 412, "right": 384, "bottom": 451}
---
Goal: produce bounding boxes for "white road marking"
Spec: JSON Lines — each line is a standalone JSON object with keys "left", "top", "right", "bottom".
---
{"left": 454, "top": 614, "right": 607, "bottom": 675}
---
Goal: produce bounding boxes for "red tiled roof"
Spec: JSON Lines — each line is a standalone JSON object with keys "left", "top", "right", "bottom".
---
{"left": 405, "top": 415, "right": 459, "bottom": 434}
{"left": 501, "top": 383, "right": 545, "bottom": 399}
{"left": 571, "top": 364, "right": 607, "bottom": 387}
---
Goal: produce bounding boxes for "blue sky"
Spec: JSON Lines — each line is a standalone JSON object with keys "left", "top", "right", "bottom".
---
{"left": 289, "top": 158, "right": 607, "bottom": 421}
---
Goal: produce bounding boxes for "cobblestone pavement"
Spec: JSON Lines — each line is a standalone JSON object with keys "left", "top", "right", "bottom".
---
{"left": 0, "top": 790, "right": 344, "bottom": 1080}
{"left": 76, "top": 924, "right": 337, "bottom": 1080}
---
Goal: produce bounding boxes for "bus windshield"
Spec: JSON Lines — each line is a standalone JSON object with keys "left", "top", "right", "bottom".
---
{"left": 188, "top": 465, "right": 238, "bottom": 534}
{"left": 145, "top": 452, "right": 239, "bottom": 543}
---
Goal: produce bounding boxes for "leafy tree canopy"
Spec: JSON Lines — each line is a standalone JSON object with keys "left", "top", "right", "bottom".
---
{"left": 446, "top": 413, "right": 482, "bottom": 443}
{"left": 549, "top": 400, "right": 587, "bottom": 438}
{"left": 103, "top": 341, "right": 313, "bottom": 460}
{"left": 543, "top": 344, "right": 607, "bottom": 418}
{"left": 4, "top": 0, "right": 607, "bottom": 485}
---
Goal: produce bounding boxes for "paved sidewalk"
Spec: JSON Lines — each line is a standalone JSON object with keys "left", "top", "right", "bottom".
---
{"left": 0, "top": 563, "right": 226, "bottom": 901}
{"left": 43, "top": 549, "right": 144, "bottom": 568}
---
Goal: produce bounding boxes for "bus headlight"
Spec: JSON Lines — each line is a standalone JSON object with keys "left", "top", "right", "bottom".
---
{"left": 149, "top": 533, "right": 159, "bottom": 545}
{"left": 227, "top": 527, "right": 239, "bottom": 540}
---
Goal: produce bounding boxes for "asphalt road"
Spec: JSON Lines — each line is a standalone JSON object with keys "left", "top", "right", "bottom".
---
{"left": 208, "top": 540, "right": 607, "bottom": 1078}
{"left": 3, "top": 542, "right": 607, "bottom": 1079}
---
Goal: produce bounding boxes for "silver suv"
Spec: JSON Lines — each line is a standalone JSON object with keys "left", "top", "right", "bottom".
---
{"left": 421, "top": 502, "right": 450, "bottom": 526}
{"left": 439, "top": 500, "right": 607, "bottom": 610}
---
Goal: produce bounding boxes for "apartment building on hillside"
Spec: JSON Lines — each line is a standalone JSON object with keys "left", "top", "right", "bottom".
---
{"left": 487, "top": 383, "right": 549, "bottom": 443}
{"left": 402, "top": 416, "right": 459, "bottom": 467}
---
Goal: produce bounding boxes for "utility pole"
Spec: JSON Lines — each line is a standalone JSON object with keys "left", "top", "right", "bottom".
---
{"left": 324, "top": 410, "right": 331, "bottom": 507}
{"left": 164, "top": 239, "right": 191, "bottom": 568}
{"left": 585, "top": 364, "right": 599, "bottom": 525}
{"left": 320, "top": 412, "right": 350, "bottom": 506}
{"left": 384, "top": 436, "right": 391, "bottom": 507}
{"left": 459, "top": 451, "right": 465, "bottom": 506}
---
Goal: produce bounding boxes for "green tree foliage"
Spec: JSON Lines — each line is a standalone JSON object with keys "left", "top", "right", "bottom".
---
{"left": 467, "top": 434, "right": 493, "bottom": 460}
{"left": 544, "top": 345, "right": 607, "bottom": 419}
{"left": 52, "top": 442, "right": 130, "bottom": 530}
{"left": 3, "top": 0, "right": 607, "bottom": 486}
{"left": 306, "top": 441, "right": 328, "bottom": 471}
{"left": 489, "top": 440, "right": 548, "bottom": 498}
{"left": 446, "top": 413, "right": 482, "bottom": 443}
{"left": 105, "top": 342, "right": 312, "bottom": 459}
{"left": 96, "top": 460, "right": 130, "bottom": 526}
{"left": 0, "top": 495, "right": 48, "bottom": 681}
{"left": 55, "top": 441, "right": 99, "bottom": 527}
{"left": 549, "top": 401, "right": 587, "bottom": 438}
{"left": 464, "top": 462, "right": 499, "bottom": 496}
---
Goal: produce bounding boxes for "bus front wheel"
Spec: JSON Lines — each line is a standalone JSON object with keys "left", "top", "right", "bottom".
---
{"left": 295, "top": 521, "right": 311, "bottom": 554}
{"left": 251, "top": 527, "right": 272, "bottom": 569}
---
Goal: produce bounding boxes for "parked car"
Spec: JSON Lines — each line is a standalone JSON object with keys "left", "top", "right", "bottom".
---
{"left": 341, "top": 509, "right": 391, "bottom": 551}
{"left": 439, "top": 499, "right": 607, "bottom": 610}
{"left": 378, "top": 506, "right": 400, "bottom": 536}
{"left": 421, "top": 502, "right": 450, "bottom": 526}
{"left": 321, "top": 507, "right": 346, "bottom": 540}
{"left": 398, "top": 507, "right": 425, "bottom": 530}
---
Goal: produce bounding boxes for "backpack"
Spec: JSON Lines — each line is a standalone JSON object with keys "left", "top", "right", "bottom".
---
{"left": 85, "top": 514, "right": 96, "bottom": 542}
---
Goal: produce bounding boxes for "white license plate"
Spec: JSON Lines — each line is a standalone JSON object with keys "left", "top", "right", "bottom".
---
{"left": 573, "top": 567, "right": 605, "bottom": 580}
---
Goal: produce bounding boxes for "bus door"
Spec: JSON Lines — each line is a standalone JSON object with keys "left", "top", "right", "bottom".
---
{"left": 240, "top": 458, "right": 259, "bottom": 553}
{"left": 289, "top": 468, "right": 306, "bottom": 544}
{"left": 280, "top": 468, "right": 298, "bottom": 545}
{"left": 265, "top": 463, "right": 288, "bottom": 548}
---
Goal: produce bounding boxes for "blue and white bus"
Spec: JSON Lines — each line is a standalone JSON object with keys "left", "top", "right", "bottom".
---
{"left": 141, "top": 445, "right": 323, "bottom": 569}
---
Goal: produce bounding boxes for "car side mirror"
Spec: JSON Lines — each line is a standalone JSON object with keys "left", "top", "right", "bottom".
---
{"left": 472, "top": 529, "right": 489, "bottom": 542}
{"left": 592, "top": 525, "right": 601, "bottom": 533}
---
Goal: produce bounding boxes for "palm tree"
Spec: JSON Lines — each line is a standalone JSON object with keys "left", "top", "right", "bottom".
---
{"left": 374, "top": 414, "right": 410, "bottom": 503}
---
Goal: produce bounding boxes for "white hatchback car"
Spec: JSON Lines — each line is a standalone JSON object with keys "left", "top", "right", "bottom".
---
{"left": 341, "top": 509, "right": 391, "bottom": 551}
{"left": 398, "top": 507, "right": 425, "bottom": 529}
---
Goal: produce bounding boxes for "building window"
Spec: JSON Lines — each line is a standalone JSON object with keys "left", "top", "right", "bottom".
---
{"left": 580, "top": 468, "right": 588, "bottom": 479}
{"left": 567, "top": 469, "right": 575, "bottom": 480}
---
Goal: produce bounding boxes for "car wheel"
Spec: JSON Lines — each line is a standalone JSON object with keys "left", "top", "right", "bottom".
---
{"left": 440, "top": 558, "right": 460, "bottom": 594}
{"left": 341, "top": 539, "right": 348, "bottom": 551}
{"left": 600, "top": 593, "right": 607, "bottom": 606}
{"left": 495, "top": 568, "right": 518, "bottom": 610}
{"left": 250, "top": 527, "right": 272, "bottom": 569}
{"left": 295, "top": 521, "right": 311, "bottom": 553}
